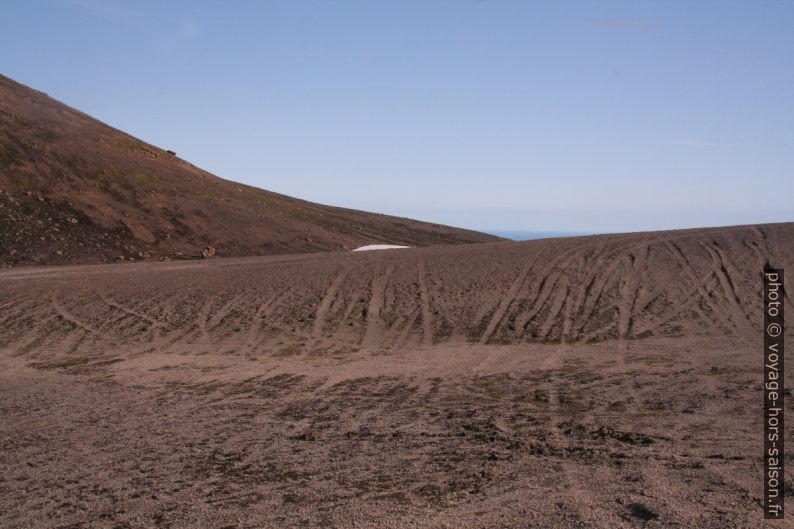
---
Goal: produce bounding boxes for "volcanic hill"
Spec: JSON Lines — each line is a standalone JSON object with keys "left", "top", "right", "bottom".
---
{"left": 0, "top": 74, "right": 499, "bottom": 265}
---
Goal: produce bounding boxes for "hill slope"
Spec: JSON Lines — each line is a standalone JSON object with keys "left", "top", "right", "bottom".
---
{"left": 0, "top": 74, "right": 499, "bottom": 265}
{"left": 1, "top": 222, "right": 790, "bottom": 356}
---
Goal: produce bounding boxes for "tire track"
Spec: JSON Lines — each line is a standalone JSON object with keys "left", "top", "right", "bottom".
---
{"left": 702, "top": 240, "right": 753, "bottom": 334}
{"left": 570, "top": 239, "right": 655, "bottom": 339}
{"left": 392, "top": 306, "right": 421, "bottom": 349}
{"left": 665, "top": 241, "right": 733, "bottom": 333}
{"left": 1, "top": 223, "right": 789, "bottom": 360}
{"left": 565, "top": 241, "right": 620, "bottom": 339}
{"left": 514, "top": 242, "right": 604, "bottom": 340}
{"left": 634, "top": 244, "right": 759, "bottom": 337}
{"left": 363, "top": 263, "right": 392, "bottom": 349}
{"left": 479, "top": 263, "right": 531, "bottom": 344}
{"left": 417, "top": 258, "right": 433, "bottom": 347}
{"left": 618, "top": 248, "right": 645, "bottom": 339}
{"left": 538, "top": 284, "right": 569, "bottom": 342}
{"left": 9, "top": 315, "right": 58, "bottom": 355}
{"left": 711, "top": 242, "right": 756, "bottom": 326}
{"left": 95, "top": 292, "right": 170, "bottom": 331}
{"left": 206, "top": 292, "right": 248, "bottom": 335}
{"left": 542, "top": 344, "right": 610, "bottom": 527}
{"left": 243, "top": 289, "right": 287, "bottom": 353}
{"left": 50, "top": 297, "right": 100, "bottom": 336}
{"left": 309, "top": 267, "right": 349, "bottom": 350}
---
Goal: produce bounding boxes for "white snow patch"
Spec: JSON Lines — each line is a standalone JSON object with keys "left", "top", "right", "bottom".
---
{"left": 352, "top": 244, "right": 410, "bottom": 252}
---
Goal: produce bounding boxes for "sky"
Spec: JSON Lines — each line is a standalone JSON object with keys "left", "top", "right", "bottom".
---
{"left": 1, "top": 1, "right": 792, "bottom": 234}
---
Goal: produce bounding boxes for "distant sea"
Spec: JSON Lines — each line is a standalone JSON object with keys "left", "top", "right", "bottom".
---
{"left": 486, "top": 231, "right": 592, "bottom": 241}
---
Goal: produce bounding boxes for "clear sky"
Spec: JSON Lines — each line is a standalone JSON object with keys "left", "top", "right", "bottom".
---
{"left": 1, "top": 1, "right": 792, "bottom": 234}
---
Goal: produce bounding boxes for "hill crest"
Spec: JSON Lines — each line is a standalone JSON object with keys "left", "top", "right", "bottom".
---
{"left": 0, "top": 74, "right": 499, "bottom": 265}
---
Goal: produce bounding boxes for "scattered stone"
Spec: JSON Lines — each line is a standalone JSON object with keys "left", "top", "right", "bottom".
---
{"left": 592, "top": 426, "right": 654, "bottom": 446}
{"left": 626, "top": 503, "right": 659, "bottom": 521}
{"left": 68, "top": 217, "right": 78, "bottom": 224}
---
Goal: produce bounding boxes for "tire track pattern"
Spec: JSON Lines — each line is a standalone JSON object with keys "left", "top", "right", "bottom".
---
{"left": 0, "top": 223, "right": 791, "bottom": 358}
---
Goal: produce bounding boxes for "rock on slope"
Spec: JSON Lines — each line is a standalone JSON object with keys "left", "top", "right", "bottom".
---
{"left": 0, "top": 74, "right": 500, "bottom": 265}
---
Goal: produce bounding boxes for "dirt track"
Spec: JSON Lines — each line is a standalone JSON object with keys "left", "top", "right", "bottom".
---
{"left": 1, "top": 223, "right": 793, "bottom": 528}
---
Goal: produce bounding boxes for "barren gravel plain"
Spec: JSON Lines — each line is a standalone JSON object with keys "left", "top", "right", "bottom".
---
{"left": 1, "top": 223, "right": 793, "bottom": 528}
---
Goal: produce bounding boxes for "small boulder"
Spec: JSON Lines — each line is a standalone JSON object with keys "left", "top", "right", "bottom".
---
{"left": 201, "top": 245, "right": 216, "bottom": 259}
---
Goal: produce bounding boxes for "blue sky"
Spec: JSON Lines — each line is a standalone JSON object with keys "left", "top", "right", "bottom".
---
{"left": 1, "top": 1, "right": 792, "bottom": 233}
